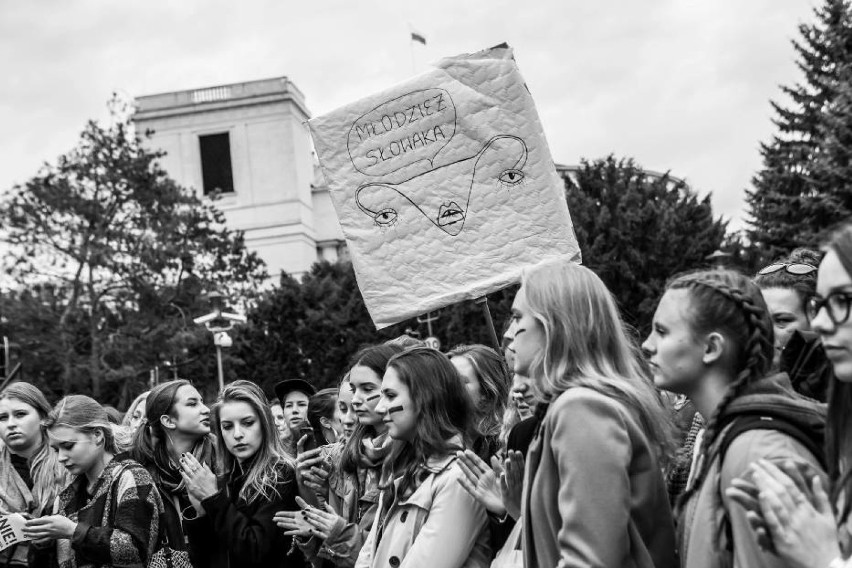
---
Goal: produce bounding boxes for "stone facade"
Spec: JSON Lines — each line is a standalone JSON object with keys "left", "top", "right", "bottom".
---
{"left": 133, "top": 77, "right": 345, "bottom": 279}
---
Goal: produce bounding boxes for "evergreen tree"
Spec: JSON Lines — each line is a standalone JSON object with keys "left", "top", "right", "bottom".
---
{"left": 747, "top": 0, "right": 852, "bottom": 260}
{"left": 563, "top": 156, "right": 727, "bottom": 335}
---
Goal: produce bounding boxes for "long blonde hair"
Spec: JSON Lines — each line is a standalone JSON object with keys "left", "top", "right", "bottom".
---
{"left": 211, "top": 380, "right": 294, "bottom": 504}
{"left": 0, "top": 382, "right": 68, "bottom": 513}
{"left": 521, "top": 259, "right": 675, "bottom": 463}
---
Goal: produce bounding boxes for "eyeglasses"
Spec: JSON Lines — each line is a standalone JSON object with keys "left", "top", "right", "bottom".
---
{"left": 806, "top": 291, "right": 852, "bottom": 327}
{"left": 757, "top": 263, "right": 818, "bottom": 276}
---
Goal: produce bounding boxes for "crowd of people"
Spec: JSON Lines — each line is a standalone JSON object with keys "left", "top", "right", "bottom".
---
{"left": 1, "top": 221, "right": 852, "bottom": 568}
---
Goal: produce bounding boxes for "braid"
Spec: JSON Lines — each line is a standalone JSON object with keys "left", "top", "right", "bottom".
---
{"left": 671, "top": 271, "right": 774, "bottom": 511}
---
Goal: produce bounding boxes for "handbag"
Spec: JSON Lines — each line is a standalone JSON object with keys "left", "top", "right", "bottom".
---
{"left": 147, "top": 494, "right": 194, "bottom": 568}
{"left": 490, "top": 517, "right": 523, "bottom": 568}
{"left": 148, "top": 546, "right": 192, "bottom": 568}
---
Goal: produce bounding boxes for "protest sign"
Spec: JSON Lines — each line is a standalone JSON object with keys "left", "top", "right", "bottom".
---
{"left": 309, "top": 44, "right": 581, "bottom": 328}
{"left": 0, "top": 513, "right": 28, "bottom": 552}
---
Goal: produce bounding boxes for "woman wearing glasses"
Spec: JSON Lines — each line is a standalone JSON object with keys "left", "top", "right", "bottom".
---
{"left": 754, "top": 248, "right": 831, "bottom": 401}
{"left": 728, "top": 223, "right": 852, "bottom": 568}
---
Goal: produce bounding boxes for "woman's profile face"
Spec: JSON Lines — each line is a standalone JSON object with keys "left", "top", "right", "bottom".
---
{"left": 349, "top": 365, "right": 384, "bottom": 427}
{"left": 168, "top": 385, "right": 211, "bottom": 437}
{"left": 335, "top": 380, "right": 357, "bottom": 443}
{"left": 812, "top": 249, "right": 852, "bottom": 382}
{"left": 760, "top": 286, "right": 811, "bottom": 368}
{"left": 505, "top": 286, "right": 545, "bottom": 377}
{"left": 376, "top": 367, "right": 417, "bottom": 442}
{"left": 642, "top": 288, "right": 707, "bottom": 394}
{"left": 452, "top": 356, "right": 483, "bottom": 407}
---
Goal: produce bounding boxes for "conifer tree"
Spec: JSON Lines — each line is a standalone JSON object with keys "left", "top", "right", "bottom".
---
{"left": 747, "top": 0, "right": 852, "bottom": 259}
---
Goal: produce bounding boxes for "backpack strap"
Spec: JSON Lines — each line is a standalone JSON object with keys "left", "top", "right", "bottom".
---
{"left": 717, "top": 414, "right": 825, "bottom": 470}
{"left": 715, "top": 413, "right": 826, "bottom": 553}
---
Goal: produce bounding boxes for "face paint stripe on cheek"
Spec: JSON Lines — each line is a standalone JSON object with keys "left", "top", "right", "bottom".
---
{"left": 387, "top": 405, "right": 404, "bottom": 414}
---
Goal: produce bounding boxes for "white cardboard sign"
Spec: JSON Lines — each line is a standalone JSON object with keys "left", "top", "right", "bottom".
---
{"left": 309, "top": 45, "right": 581, "bottom": 328}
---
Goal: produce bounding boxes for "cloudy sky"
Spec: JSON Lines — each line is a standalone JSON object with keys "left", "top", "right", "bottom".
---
{"left": 1, "top": 0, "right": 818, "bottom": 231}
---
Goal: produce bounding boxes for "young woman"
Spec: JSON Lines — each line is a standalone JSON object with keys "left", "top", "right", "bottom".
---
{"left": 130, "top": 379, "right": 214, "bottom": 567}
{"left": 725, "top": 223, "right": 852, "bottom": 568}
{"left": 121, "top": 390, "right": 149, "bottom": 435}
{"left": 754, "top": 248, "right": 830, "bottom": 400}
{"left": 23, "top": 394, "right": 163, "bottom": 567}
{"left": 335, "top": 373, "right": 357, "bottom": 445}
{"left": 0, "top": 383, "right": 68, "bottom": 567}
{"left": 275, "top": 379, "right": 316, "bottom": 456}
{"left": 643, "top": 267, "right": 825, "bottom": 568}
{"left": 181, "top": 380, "right": 300, "bottom": 568}
{"left": 309, "top": 387, "right": 343, "bottom": 446}
{"left": 270, "top": 400, "right": 294, "bottom": 450}
{"left": 510, "top": 259, "right": 677, "bottom": 568}
{"left": 354, "top": 346, "right": 490, "bottom": 568}
{"left": 277, "top": 344, "right": 403, "bottom": 567}
{"left": 447, "top": 344, "right": 510, "bottom": 460}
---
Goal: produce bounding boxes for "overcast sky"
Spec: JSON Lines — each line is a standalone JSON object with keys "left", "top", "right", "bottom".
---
{"left": 0, "top": 0, "right": 818, "bottom": 231}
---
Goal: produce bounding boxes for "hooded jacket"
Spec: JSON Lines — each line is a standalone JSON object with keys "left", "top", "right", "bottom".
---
{"left": 679, "top": 373, "right": 827, "bottom": 568}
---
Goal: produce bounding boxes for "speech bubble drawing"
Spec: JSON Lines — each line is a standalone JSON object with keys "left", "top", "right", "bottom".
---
{"left": 347, "top": 88, "right": 457, "bottom": 178}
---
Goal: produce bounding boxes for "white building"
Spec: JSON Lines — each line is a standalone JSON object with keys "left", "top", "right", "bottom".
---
{"left": 133, "top": 77, "right": 345, "bottom": 279}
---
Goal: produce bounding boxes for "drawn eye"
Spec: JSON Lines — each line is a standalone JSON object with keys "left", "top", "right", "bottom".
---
{"left": 498, "top": 169, "right": 525, "bottom": 187}
{"left": 374, "top": 208, "right": 398, "bottom": 227}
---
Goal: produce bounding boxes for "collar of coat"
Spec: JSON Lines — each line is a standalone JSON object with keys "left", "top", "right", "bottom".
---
{"left": 387, "top": 435, "right": 464, "bottom": 510}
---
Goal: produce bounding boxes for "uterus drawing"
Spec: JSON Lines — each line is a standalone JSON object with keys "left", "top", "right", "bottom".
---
{"left": 354, "top": 135, "right": 528, "bottom": 237}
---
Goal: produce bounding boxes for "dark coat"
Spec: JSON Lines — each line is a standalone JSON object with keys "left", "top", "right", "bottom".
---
{"left": 184, "top": 460, "right": 303, "bottom": 568}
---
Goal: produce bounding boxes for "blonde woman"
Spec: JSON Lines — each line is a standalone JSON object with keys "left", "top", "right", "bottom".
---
{"left": 180, "top": 380, "right": 301, "bottom": 568}
{"left": 508, "top": 259, "right": 677, "bottom": 568}
{"left": 23, "top": 395, "right": 163, "bottom": 567}
{"left": 0, "top": 383, "right": 68, "bottom": 567}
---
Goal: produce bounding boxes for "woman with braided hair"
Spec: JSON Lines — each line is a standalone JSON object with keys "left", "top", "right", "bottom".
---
{"left": 642, "top": 268, "right": 826, "bottom": 568}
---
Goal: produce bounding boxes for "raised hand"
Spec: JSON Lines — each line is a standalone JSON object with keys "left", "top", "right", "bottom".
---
{"left": 179, "top": 452, "right": 218, "bottom": 502}
{"left": 750, "top": 459, "right": 840, "bottom": 568}
{"left": 455, "top": 449, "right": 507, "bottom": 516}
{"left": 500, "top": 450, "right": 525, "bottom": 521}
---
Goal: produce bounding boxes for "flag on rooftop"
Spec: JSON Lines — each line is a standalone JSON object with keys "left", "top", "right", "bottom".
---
{"left": 411, "top": 31, "right": 426, "bottom": 45}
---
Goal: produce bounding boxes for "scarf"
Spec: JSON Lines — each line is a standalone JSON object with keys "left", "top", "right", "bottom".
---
{"left": 151, "top": 435, "right": 215, "bottom": 496}
{"left": 0, "top": 445, "right": 35, "bottom": 567}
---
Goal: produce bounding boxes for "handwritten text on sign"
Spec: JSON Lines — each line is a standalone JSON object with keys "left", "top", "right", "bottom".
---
{"left": 347, "top": 89, "right": 457, "bottom": 177}
{"left": 0, "top": 514, "right": 28, "bottom": 552}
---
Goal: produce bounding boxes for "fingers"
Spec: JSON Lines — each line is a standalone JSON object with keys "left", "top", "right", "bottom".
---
{"left": 297, "top": 451, "right": 324, "bottom": 470}
{"left": 456, "top": 454, "right": 482, "bottom": 485}
{"left": 759, "top": 486, "right": 790, "bottom": 533}
{"left": 295, "top": 496, "right": 310, "bottom": 510}
{"left": 726, "top": 485, "right": 761, "bottom": 514}
{"left": 489, "top": 454, "right": 505, "bottom": 476}
{"left": 457, "top": 473, "right": 478, "bottom": 499}
{"left": 296, "top": 435, "right": 308, "bottom": 454}
{"left": 812, "top": 475, "right": 832, "bottom": 515}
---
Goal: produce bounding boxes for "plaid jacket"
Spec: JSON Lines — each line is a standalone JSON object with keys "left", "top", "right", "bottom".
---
{"left": 53, "top": 457, "right": 163, "bottom": 568}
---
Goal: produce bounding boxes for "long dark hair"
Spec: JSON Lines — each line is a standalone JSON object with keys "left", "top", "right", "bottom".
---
{"left": 447, "top": 344, "right": 510, "bottom": 443}
{"left": 668, "top": 269, "right": 774, "bottom": 506}
{"left": 308, "top": 388, "right": 338, "bottom": 445}
{"left": 340, "top": 343, "right": 404, "bottom": 474}
{"left": 130, "top": 380, "right": 214, "bottom": 493}
{"left": 822, "top": 223, "right": 852, "bottom": 524}
{"left": 381, "top": 347, "right": 474, "bottom": 500}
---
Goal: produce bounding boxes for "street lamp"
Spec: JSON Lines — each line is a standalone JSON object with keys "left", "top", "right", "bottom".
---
{"left": 193, "top": 292, "right": 246, "bottom": 392}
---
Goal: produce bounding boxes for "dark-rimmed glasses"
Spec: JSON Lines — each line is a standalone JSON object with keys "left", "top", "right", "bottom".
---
{"left": 806, "top": 291, "right": 852, "bottom": 326}
{"left": 758, "top": 263, "right": 818, "bottom": 276}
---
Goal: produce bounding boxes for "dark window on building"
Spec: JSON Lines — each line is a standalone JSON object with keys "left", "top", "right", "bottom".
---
{"left": 199, "top": 133, "right": 234, "bottom": 195}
